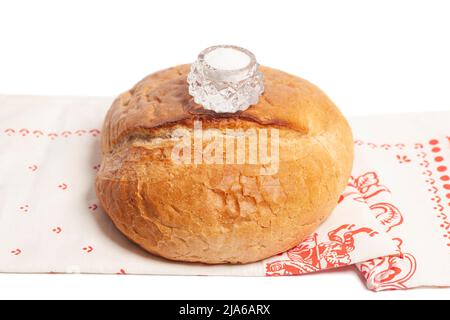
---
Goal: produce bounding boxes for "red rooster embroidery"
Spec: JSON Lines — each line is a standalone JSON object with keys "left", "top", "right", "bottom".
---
{"left": 266, "top": 224, "right": 377, "bottom": 276}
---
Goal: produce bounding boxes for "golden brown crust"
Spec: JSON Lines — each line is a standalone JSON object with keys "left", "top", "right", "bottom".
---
{"left": 95, "top": 65, "right": 354, "bottom": 264}
{"left": 101, "top": 65, "right": 344, "bottom": 154}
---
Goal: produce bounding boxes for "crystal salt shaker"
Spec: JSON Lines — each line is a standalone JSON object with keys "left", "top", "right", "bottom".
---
{"left": 187, "top": 45, "right": 264, "bottom": 113}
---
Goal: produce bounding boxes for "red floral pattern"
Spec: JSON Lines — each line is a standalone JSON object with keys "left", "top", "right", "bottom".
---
{"left": 266, "top": 224, "right": 378, "bottom": 276}
{"left": 358, "top": 238, "right": 417, "bottom": 291}
{"left": 3, "top": 128, "right": 101, "bottom": 139}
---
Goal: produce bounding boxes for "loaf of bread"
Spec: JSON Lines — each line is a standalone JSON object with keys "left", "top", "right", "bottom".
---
{"left": 95, "top": 64, "right": 353, "bottom": 264}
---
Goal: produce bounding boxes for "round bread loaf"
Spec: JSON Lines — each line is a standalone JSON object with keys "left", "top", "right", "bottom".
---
{"left": 95, "top": 65, "right": 353, "bottom": 264}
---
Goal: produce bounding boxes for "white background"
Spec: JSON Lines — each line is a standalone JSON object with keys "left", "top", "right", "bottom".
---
{"left": 0, "top": 0, "right": 449, "bottom": 299}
